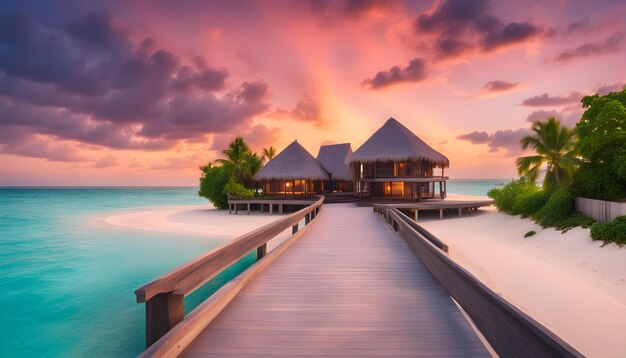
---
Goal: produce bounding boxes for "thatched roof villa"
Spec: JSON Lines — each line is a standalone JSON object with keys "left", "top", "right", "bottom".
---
{"left": 254, "top": 117, "right": 449, "bottom": 201}
{"left": 349, "top": 117, "right": 449, "bottom": 201}
{"left": 255, "top": 140, "right": 329, "bottom": 196}
{"left": 316, "top": 143, "right": 353, "bottom": 193}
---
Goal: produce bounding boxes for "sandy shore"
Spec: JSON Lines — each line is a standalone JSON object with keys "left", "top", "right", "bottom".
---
{"left": 102, "top": 204, "right": 290, "bottom": 243}
{"left": 420, "top": 197, "right": 626, "bottom": 358}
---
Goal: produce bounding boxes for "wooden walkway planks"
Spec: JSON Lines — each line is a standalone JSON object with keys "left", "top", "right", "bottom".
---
{"left": 184, "top": 204, "right": 490, "bottom": 357}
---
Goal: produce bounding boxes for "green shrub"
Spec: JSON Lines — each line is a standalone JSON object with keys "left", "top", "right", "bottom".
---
{"left": 198, "top": 164, "right": 229, "bottom": 209}
{"left": 533, "top": 187, "right": 574, "bottom": 227}
{"left": 524, "top": 230, "right": 536, "bottom": 238}
{"left": 531, "top": 187, "right": 596, "bottom": 231}
{"left": 591, "top": 216, "right": 626, "bottom": 245}
{"left": 514, "top": 190, "right": 550, "bottom": 218}
{"left": 223, "top": 179, "right": 254, "bottom": 199}
{"left": 487, "top": 178, "right": 539, "bottom": 214}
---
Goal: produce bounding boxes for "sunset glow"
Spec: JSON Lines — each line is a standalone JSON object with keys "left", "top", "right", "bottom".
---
{"left": 1, "top": 0, "right": 625, "bottom": 185}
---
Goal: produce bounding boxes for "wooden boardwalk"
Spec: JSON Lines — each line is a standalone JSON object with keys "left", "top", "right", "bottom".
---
{"left": 183, "top": 204, "right": 489, "bottom": 357}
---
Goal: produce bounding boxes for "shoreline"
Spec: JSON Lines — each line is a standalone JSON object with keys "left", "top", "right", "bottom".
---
{"left": 100, "top": 204, "right": 288, "bottom": 240}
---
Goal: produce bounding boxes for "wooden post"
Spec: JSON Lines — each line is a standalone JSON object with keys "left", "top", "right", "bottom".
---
{"left": 229, "top": 203, "right": 231, "bottom": 214}
{"left": 279, "top": 204, "right": 283, "bottom": 214}
{"left": 439, "top": 208, "right": 443, "bottom": 220}
{"left": 292, "top": 224, "right": 298, "bottom": 234}
{"left": 257, "top": 243, "right": 267, "bottom": 260}
{"left": 458, "top": 207, "right": 462, "bottom": 216}
{"left": 440, "top": 181, "right": 444, "bottom": 199}
{"left": 414, "top": 209, "right": 418, "bottom": 222}
{"left": 269, "top": 204, "right": 273, "bottom": 215}
{"left": 145, "top": 292, "right": 184, "bottom": 348}
{"left": 247, "top": 203, "right": 250, "bottom": 215}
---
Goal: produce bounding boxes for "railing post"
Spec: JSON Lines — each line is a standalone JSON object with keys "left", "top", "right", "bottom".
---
{"left": 145, "top": 292, "right": 185, "bottom": 348}
{"left": 257, "top": 243, "right": 267, "bottom": 260}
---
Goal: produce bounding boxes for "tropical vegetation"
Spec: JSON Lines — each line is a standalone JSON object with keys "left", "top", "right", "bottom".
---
{"left": 198, "top": 137, "right": 266, "bottom": 208}
{"left": 490, "top": 87, "right": 626, "bottom": 245}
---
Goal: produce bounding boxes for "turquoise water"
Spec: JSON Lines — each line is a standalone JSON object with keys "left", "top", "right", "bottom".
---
{"left": 0, "top": 181, "right": 506, "bottom": 357}
{"left": 446, "top": 179, "right": 509, "bottom": 196}
{"left": 0, "top": 188, "right": 256, "bottom": 357}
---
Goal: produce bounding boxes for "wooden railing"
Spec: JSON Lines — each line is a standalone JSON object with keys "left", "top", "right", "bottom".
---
{"left": 135, "top": 196, "right": 324, "bottom": 354}
{"left": 373, "top": 206, "right": 583, "bottom": 358}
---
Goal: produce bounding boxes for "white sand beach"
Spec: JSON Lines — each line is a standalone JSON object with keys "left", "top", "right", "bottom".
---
{"left": 102, "top": 204, "right": 289, "bottom": 242}
{"left": 102, "top": 200, "right": 625, "bottom": 357}
{"left": 420, "top": 196, "right": 626, "bottom": 358}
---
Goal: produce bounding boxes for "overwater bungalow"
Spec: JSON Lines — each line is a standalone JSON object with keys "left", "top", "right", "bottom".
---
{"left": 316, "top": 143, "right": 353, "bottom": 193}
{"left": 349, "top": 117, "right": 449, "bottom": 201}
{"left": 254, "top": 140, "right": 329, "bottom": 197}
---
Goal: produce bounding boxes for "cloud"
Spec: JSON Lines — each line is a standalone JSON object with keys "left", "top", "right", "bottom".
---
{"left": 414, "top": 0, "right": 544, "bottom": 59}
{"left": 363, "top": 58, "right": 428, "bottom": 90}
{"left": 525, "top": 109, "right": 581, "bottom": 127}
{"left": 521, "top": 91, "right": 584, "bottom": 107}
{"left": 457, "top": 131, "right": 490, "bottom": 144}
{"left": 0, "top": 127, "right": 85, "bottom": 162}
{"left": 595, "top": 82, "right": 625, "bottom": 95}
{"left": 483, "top": 80, "right": 519, "bottom": 92}
{"left": 458, "top": 128, "right": 531, "bottom": 156}
{"left": 552, "top": 32, "right": 624, "bottom": 63}
{"left": 0, "top": 12, "right": 272, "bottom": 162}
{"left": 308, "top": 0, "right": 398, "bottom": 19}
{"left": 92, "top": 155, "right": 117, "bottom": 168}
{"left": 272, "top": 96, "right": 328, "bottom": 127}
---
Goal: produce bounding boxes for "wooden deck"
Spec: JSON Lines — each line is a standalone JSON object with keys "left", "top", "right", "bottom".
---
{"left": 183, "top": 204, "right": 489, "bottom": 357}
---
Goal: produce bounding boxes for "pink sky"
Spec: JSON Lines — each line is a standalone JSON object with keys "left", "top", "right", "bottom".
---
{"left": 0, "top": 0, "right": 624, "bottom": 185}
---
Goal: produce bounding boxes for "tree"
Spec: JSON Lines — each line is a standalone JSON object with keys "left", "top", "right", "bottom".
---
{"left": 516, "top": 117, "right": 579, "bottom": 191}
{"left": 262, "top": 146, "right": 276, "bottom": 161}
{"left": 572, "top": 88, "right": 626, "bottom": 200}
{"left": 242, "top": 152, "right": 264, "bottom": 182}
{"left": 216, "top": 137, "right": 251, "bottom": 183}
{"left": 198, "top": 163, "right": 229, "bottom": 209}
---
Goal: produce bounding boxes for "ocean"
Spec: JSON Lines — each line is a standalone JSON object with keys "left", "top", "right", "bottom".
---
{"left": 0, "top": 180, "right": 508, "bottom": 357}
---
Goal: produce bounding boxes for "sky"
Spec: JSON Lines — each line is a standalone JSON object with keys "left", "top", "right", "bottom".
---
{"left": 0, "top": 0, "right": 625, "bottom": 185}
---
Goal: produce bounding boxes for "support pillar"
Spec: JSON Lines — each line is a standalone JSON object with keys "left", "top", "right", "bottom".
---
{"left": 145, "top": 292, "right": 184, "bottom": 348}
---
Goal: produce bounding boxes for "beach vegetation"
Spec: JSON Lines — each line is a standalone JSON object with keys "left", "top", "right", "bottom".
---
{"left": 524, "top": 230, "right": 536, "bottom": 238}
{"left": 516, "top": 117, "right": 579, "bottom": 192}
{"left": 514, "top": 190, "right": 550, "bottom": 218}
{"left": 216, "top": 137, "right": 265, "bottom": 184}
{"left": 223, "top": 178, "right": 254, "bottom": 199}
{"left": 591, "top": 216, "right": 626, "bottom": 246}
{"left": 487, "top": 177, "right": 539, "bottom": 215}
{"left": 198, "top": 163, "right": 230, "bottom": 209}
{"left": 262, "top": 146, "right": 277, "bottom": 161}
{"left": 571, "top": 88, "right": 626, "bottom": 201}
{"left": 532, "top": 187, "right": 594, "bottom": 231}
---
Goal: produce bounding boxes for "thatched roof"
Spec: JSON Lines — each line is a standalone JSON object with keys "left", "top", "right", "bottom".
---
{"left": 316, "top": 143, "right": 353, "bottom": 181}
{"left": 254, "top": 140, "right": 330, "bottom": 181}
{"left": 349, "top": 117, "right": 449, "bottom": 167}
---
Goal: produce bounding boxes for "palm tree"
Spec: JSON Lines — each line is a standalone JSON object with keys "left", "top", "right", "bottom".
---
{"left": 516, "top": 117, "right": 580, "bottom": 190}
{"left": 262, "top": 146, "right": 276, "bottom": 162}
{"left": 216, "top": 137, "right": 250, "bottom": 183}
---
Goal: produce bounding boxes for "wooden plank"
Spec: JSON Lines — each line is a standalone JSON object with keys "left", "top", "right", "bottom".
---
{"left": 183, "top": 204, "right": 489, "bottom": 357}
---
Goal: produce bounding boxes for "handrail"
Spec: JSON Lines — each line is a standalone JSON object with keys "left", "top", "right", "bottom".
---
{"left": 135, "top": 195, "right": 324, "bottom": 348}
{"left": 375, "top": 206, "right": 583, "bottom": 358}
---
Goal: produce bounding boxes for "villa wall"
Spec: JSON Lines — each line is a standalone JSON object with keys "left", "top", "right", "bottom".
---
{"left": 575, "top": 197, "right": 626, "bottom": 223}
